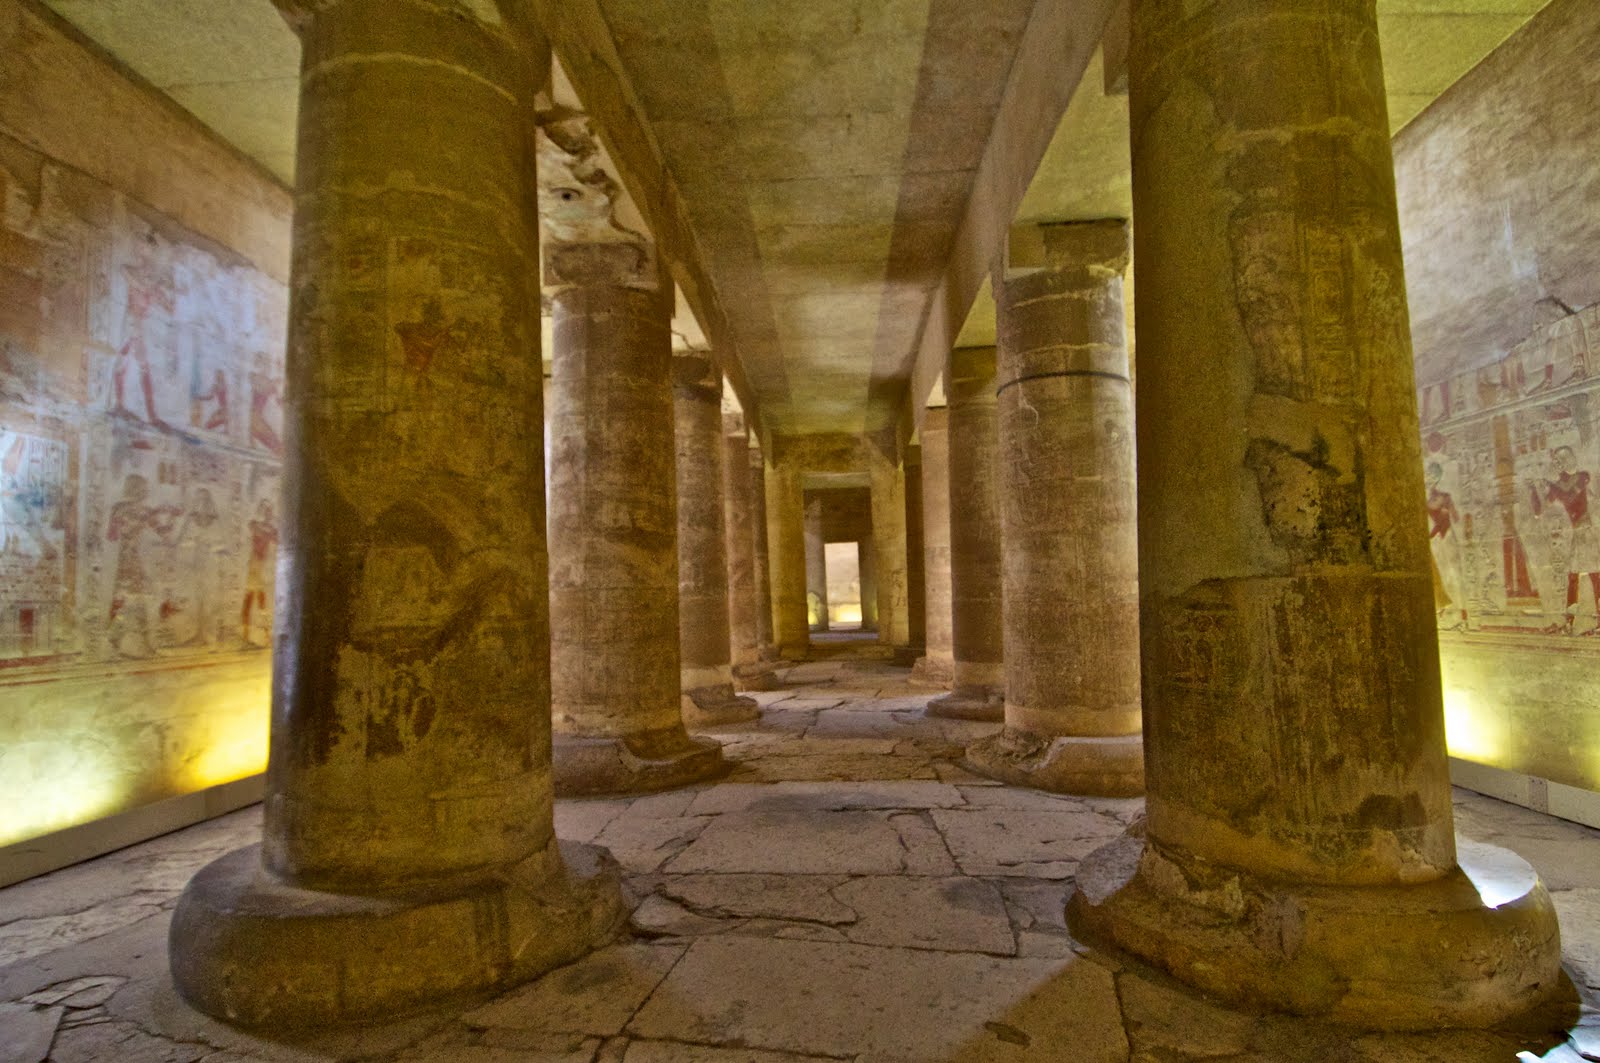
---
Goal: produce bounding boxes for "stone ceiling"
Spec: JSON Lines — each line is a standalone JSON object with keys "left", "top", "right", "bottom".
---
{"left": 41, "top": 0, "right": 1552, "bottom": 434}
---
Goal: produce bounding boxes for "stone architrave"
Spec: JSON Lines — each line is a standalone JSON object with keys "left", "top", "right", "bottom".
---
{"left": 766, "top": 447, "right": 810, "bottom": 660}
{"left": 804, "top": 492, "right": 830, "bottom": 632}
{"left": 675, "top": 354, "right": 760, "bottom": 726}
{"left": 749, "top": 445, "right": 778, "bottom": 660}
{"left": 911, "top": 407, "right": 955, "bottom": 688}
{"left": 168, "top": 2, "right": 622, "bottom": 1028}
{"left": 929, "top": 347, "right": 1006, "bottom": 721}
{"left": 866, "top": 430, "right": 912, "bottom": 653}
{"left": 724, "top": 416, "right": 776, "bottom": 689}
{"left": 1068, "top": 0, "right": 1563, "bottom": 1030}
{"left": 543, "top": 114, "right": 727, "bottom": 795}
{"left": 964, "top": 230, "right": 1141, "bottom": 790}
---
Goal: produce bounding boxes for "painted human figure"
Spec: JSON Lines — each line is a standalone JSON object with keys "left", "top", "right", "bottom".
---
{"left": 394, "top": 296, "right": 463, "bottom": 380}
{"left": 113, "top": 257, "right": 175, "bottom": 430}
{"left": 172, "top": 488, "right": 225, "bottom": 646}
{"left": 1425, "top": 462, "right": 1468, "bottom": 630}
{"left": 1533, "top": 445, "right": 1600, "bottom": 634}
{"left": 193, "top": 369, "right": 230, "bottom": 433}
{"left": 241, "top": 499, "right": 278, "bottom": 647}
{"left": 0, "top": 432, "right": 61, "bottom": 561}
{"left": 106, "top": 474, "right": 181, "bottom": 656}
{"left": 248, "top": 372, "right": 283, "bottom": 455}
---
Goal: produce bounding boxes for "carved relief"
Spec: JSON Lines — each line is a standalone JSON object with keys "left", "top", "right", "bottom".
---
{"left": 535, "top": 109, "right": 654, "bottom": 288}
{"left": 0, "top": 143, "right": 286, "bottom": 664}
{"left": 1418, "top": 303, "right": 1600, "bottom": 636}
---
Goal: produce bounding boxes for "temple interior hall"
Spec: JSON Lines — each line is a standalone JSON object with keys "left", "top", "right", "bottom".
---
{"left": 1, "top": 0, "right": 1599, "bottom": 1059}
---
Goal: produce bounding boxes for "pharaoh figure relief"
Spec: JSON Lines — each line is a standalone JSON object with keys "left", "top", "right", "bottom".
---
{"left": 1419, "top": 304, "right": 1600, "bottom": 637}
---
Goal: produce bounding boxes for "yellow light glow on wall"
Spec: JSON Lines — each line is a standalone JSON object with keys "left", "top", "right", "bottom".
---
{"left": 830, "top": 605, "right": 863, "bottom": 626}
{"left": 0, "top": 745, "right": 132, "bottom": 848}
{"left": 1442, "top": 687, "right": 1503, "bottom": 764}
{"left": 182, "top": 713, "right": 270, "bottom": 791}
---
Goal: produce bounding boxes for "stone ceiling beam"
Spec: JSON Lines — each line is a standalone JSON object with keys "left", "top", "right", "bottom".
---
{"left": 901, "top": 0, "right": 1119, "bottom": 442}
{"left": 531, "top": 0, "right": 764, "bottom": 443}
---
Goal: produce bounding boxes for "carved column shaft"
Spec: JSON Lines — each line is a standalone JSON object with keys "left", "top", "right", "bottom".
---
{"left": 912, "top": 407, "right": 955, "bottom": 687}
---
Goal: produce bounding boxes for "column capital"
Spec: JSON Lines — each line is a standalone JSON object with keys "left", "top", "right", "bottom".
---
{"left": 538, "top": 109, "right": 660, "bottom": 291}
{"left": 999, "top": 218, "right": 1130, "bottom": 283}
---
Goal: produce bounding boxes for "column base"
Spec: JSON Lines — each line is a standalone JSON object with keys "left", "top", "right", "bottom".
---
{"left": 965, "top": 727, "right": 1143, "bottom": 796}
{"left": 926, "top": 684, "right": 1004, "bottom": 722}
{"left": 169, "top": 838, "right": 625, "bottom": 1030}
{"left": 909, "top": 654, "right": 954, "bottom": 690}
{"left": 1067, "top": 834, "right": 1569, "bottom": 1030}
{"left": 554, "top": 730, "right": 729, "bottom": 797}
{"left": 682, "top": 684, "right": 762, "bottom": 727}
{"left": 733, "top": 661, "right": 781, "bottom": 692}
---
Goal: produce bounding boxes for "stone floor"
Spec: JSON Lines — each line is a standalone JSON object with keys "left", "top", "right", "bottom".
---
{"left": 2, "top": 652, "right": 1599, "bottom": 1062}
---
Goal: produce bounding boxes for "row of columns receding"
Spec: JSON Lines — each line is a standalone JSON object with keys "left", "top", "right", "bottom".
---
{"left": 166, "top": 0, "right": 1567, "bottom": 1037}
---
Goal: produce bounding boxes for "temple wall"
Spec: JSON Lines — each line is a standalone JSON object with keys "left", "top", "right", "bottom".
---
{"left": 0, "top": 0, "right": 291, "bottom": 852}
{"left": 1396, "top": 0, "right": 1600, "bottom": 796}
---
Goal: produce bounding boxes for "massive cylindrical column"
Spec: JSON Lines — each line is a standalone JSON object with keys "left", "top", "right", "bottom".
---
{"left": 724, "top": 416, "right": 775, "bottom": 689}
{"left": 966, "top": 233, "right": 1141, "bottom": 788}
{"left": 1068, "top": 0, "right": 1561, "bottom": 1028}
{"left": 548, "top": 289, "right": 726, "bottom": 794}
{"left": 912, "top": 407, "right": 954, "bottom": 688}
{"left": 675, "top": 354, "right": 760, "bottom": 725}
{"left": 804, "top": 492, "right": 830, "bottom": 632}
{"left": 766, "top": 450, "right": 809, "bottom": 659}
{"left": 929, "top": 347, "right": 1006, "bottom": 721}
{"left": 749, "top": 446, "right": 777, "bottom": 660}
{"left": 866, "top": 431, "right": 912, "bottom": 651}
{"left": 169, "top": 3, "right": 621, "bottom": 1027}
{"left": 858, "top": 535, "right": 879, "bottom": 632}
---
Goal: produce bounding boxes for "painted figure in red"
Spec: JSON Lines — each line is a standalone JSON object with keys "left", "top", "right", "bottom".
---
{"left": 106, "top": 473, "right": 180, "bottom": 656}
{"left": 113, "top": 257, "right": 175, "bottom": 430}
{"left": 241, "top": 499, "right": 278, "bottom": 646}
{"left": 193, "top": 369, "right": 230, "bottom": 433}
{"left": 248, "top": 372, "right": 283, "bottom": 455}
{"left": 1425, "top": 462, "right": 1468, "bottom": 630}
{"left": 1534, "top": 445, "right": 1600, "bottom": 634}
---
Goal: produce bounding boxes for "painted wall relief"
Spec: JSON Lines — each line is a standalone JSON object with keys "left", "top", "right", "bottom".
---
{"left": 1419, "top": 304, "right": 1600, "bottom": 637}
{"left": 0, "top": 143, "right": 286, "bottom": 666}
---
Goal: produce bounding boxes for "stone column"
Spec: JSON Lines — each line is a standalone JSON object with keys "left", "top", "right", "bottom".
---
{"left": 804, "top": 492, "right": 830, "bottom": 631}
{"left": 1068, "top": 0, "right": 1561, "bottom": 1029}
{"left": 169, "top": 3, "right": 621, "bottom": 1027}
{"left": 548, "top": 289, "right": 728, "bottom": 794}
{"left": 725, "top": 416, "right": 775, "bottom": 689}
{"left": 912, "top": 407, "right": 955, "bottom": 687}
{"left": 749, "top": 445, "right": 778, "bottom": 659}
{"left": 905, "top": 446, "right": 927, "bottom": 652}
{"left": 858, "top": 536, "right": 879, "bottom": 632}
{"left": 675, "top": 354, "right": 760, "bottom": 725}
{"left": 929, "top": 347, "right": 1005, "bottom": 721}
{"left": 963, "top": 239, "right": 1139, "bottom": 785}
{"left": 765, "top": 450, "right": 809, "bottom": 659}
{"left": 866, "top": 432, "right": 912, "bottom": 650}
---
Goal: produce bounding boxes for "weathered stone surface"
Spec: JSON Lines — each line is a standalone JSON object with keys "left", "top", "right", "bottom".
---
{"left": 550, "top": 270, "right": 727, "bottom": 796}
{"left": 664, "top": 810, "right": 921, "bottom": 876}
{"left": 764, "top": 456, "right": 810, "bottom": 659}
{"left": 912, "top": 408, "right": 956, "bottom": 689}
{"left": 657, "top": 874, "right": 855, "bottom": 925}
{"left": 627, "top": 937, "right": 1127, "bottom": 1062}
{"left": 929, "top": 347, "right": 1005, "bottom": 723}
{"left": 684, "top": 781, "right": 963, "bottom": 815}
{"left": 974, "top": 219, "right": 1141, "bottom": 796}
{"left": 676, "top": 354, "right": 760, "bottom": 729}
{"left": 0, "top": 1002, "right": 62, "bottom": 1063}
{"left": 931, "top": 808, "right": 1124, "bottom": 879}
{"left": 833, "top": 876, "right": 1014, "bottom": 955}
{"left": 461, "top": 944, "right": 683, "bottom": 1036}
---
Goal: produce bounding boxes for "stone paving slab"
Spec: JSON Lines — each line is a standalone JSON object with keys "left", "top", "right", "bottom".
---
{"left": 626, "top": 937, "right": 1127, "bottom": 1062}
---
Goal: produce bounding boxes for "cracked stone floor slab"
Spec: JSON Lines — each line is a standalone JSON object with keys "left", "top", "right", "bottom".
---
{"left": 2, "top": 650, "right": 1599, "bottom": 1061}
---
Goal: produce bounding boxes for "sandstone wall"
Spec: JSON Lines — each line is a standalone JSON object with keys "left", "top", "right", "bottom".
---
{"left": 0, "top": 0, "right": 291, "bottom": 848}
{"left": 1396, "top": 0, "right": 1600, "bottom": 793}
